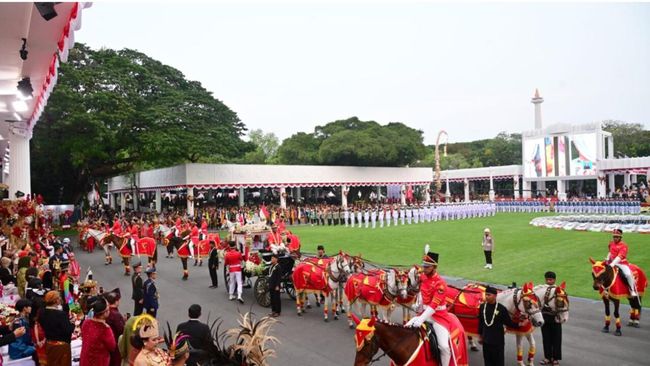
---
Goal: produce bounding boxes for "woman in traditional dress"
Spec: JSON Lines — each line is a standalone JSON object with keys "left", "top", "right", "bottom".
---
{"left": 39, "top": 291, "right": 75, "bottom": 366}
{"left": 131, "top": 315, "right": 170, "bottom": 366}
{"left": 79, "top": 297, "right": 116, "bottom": 366}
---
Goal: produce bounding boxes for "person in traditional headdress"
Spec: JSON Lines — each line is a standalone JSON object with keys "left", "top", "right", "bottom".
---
{"left": 132, "top": 315, "right": 169, "bottom": 366}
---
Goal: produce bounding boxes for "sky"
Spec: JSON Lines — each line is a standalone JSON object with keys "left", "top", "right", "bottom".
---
{"left": 76, "top": 2, "right": 650, "bottom": 144}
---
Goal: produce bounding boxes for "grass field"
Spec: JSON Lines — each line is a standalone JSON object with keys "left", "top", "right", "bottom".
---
{"left": 289, "top": 213, "right": 650, "bottom": 300}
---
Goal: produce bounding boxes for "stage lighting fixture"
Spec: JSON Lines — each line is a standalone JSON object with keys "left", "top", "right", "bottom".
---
{"left": 34, "top": 2, "right": 59, "bottom": 21}
{"left": 19, "top": 38, "right": 28, "bottom": 60}
{"left": 17, "top": 77, "right": 33, "bottom": 98}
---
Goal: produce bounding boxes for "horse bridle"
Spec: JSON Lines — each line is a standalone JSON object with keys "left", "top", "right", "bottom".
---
{"left": 542, "top": 286, "right": 569, "bottom": 320}
{"left": 327, "top": 255, "right": 349, "bottom": 283}
{"left": 514, "top": 288, "right": 541, "bottom": 318}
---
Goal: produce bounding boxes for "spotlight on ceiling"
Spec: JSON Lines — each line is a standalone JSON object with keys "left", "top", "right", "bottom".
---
{"left": 17, "top": 77, "right": 33, "bottom": 98}
{"left": 34, "top": 2, "right": 59, "bottom": 21}
{"left": 19, "top": 38, "right": 28, "bottom": 61}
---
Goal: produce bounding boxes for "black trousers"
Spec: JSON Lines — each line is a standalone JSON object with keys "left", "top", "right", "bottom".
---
{"left": 484, "top": 250, "right": 493, "bottom": 265}
{"left": 541, "top": 319, "right": 562, "bottom": 361}
{"left": 209, "top": 265, "right": 219, "bottom": 287}
{"left": 482, "top": 344, "right": 504, "bottom": 366}
{"left": 270, "top": 288, "right": 281, "bottom": 314}
{"left": 133, "top": 301, "right": 143, "bottom": 316}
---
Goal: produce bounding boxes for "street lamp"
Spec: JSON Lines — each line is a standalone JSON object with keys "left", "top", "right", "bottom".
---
{"left": 434, "top": 130, "right": 448, "bottom": 202}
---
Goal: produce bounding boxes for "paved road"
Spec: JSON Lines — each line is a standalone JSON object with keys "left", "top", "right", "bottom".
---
{"left": 73, "top": 243, "right": 648, "bottom": 366}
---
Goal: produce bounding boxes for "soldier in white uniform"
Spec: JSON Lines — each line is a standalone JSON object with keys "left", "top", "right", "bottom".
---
{"left": 370, "top": 207, "right": 377, "bottom": 229}
{"left": 357, "top": 208, "right": 363, "bottom": 228}
{"left": 350, "top": 207, "right": 355, "bottom": 227}
{"left": 400, "top": 206, "right": 406, "bottom": 225}
{"left": 364, "top": 208, "right": 370, "bottom": 228}
{"left": 393, "top": 206, "right": 399, "bottom": 226}
{"left": 344, "top": 208, "right": 349, "bottom": 227}
{"left": 406, "top": 205, "right": 412, "bottom": 224}
{"left": 378, "top": 206, "right": 384, "bottom": 228}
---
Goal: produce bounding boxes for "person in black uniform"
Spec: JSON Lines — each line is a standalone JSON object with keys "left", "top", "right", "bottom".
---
{"left": 541, "top": 271, "right": 562, "bottom": 366}
{"left": 208, "top": 240, "right": 219, "bottom": 288}
{"left": 478, "top": 286, "right": 523, "bottom": 366}
{"left": 268, "top": 254, "right": 281, "bottom": 317}
{"left": 131, "top": 262, "right": 144, "bottom": 316}
{"left": 176, "top": 304, "right": 213, "bottom": 366}
{"left": 143, "top": 268, "right": 159, "bottom": 317}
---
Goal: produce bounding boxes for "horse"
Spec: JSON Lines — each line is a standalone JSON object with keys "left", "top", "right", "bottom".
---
{"left": 101, "top": 233, "right": 133, "bottom": 275}
{"left": 293, "top": 252, "right": 353, "bottom": 321}
{"left": 344, "top": 268, "right": 408, "bottom": 328}
{"left": 396, "top": 265, "right": 422, "bottom": 325}
{"left": 136, "top": 237, "right": 158, "bottom": 269}
{"left": 590, "top": 257, "right": 647, "bottom": 335}
{"left": 445, "top": 282, "right": 545, "bottom": 366}
{"left": 153, "top": 223, "right": 175, "bottom": 258}
{"left": 350, "top": 314, "right": 468, "bottom": 366}
{"left": 169, "top": 229, "right": 192, "bottom": 280}
{"left": 534, "top": 283, "right": 570, "bottom": 325}
{"left": 84, "top": 229, "right": 109, "bottom": 263}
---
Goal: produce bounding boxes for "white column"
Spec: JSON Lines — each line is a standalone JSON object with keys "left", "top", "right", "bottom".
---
{"left": 557, "top": 180, "right": 567, "bottom": 200}
{"left": 597, "top": 175, "right": 607, "bottom": 198}
{"left": 7, "top": 133, "right": 31, "bottom": 199}
{"left": 624, "top": 173, "right": 631, "bottom": 188}
{"left": 488, "top": 175, "right": 495, "bottom": 201}
{"left": 120, "top": 193, "right": 126, "bottom": 213}
{"left": 133, "top": 188, "right": 139, "bottom": 211}
{"left": 279, "top": 186, "right": 287, "bottom": 209}
{"left": 296, "top": 187, "right": 301, "bottom": 202}
{"left": 238, "top": 187, "right": 245, "bottom": 207}
{"left": 522, "top": 180, "right": 532, "bottom": 199}
{"left": 187, "top": 187, "right": 195, "bottom": 217}
{"left": 630, "top": 174, "right": 637, "bottom": 185}
{"left": 155, "top": 190, "right": 162, "bottom": 213}
{"left": 513, "top": 175, "right": 520, "bottom": 199}
{"left": 400, "top": 185, "right": 407, "bottom": 205}
{"left": 608, "top": 174, "right": 616, "bottom": 196}
{"left": 463, "top": 178, "right": 470, "bottom": 202}
{"left": 538, "top": 181, "right": 546, "bottom": 197}
{"left": 376, "top": 186, "right": 381, "bottom": 202}
{"left": 608, "top": 136, "right": 614, "bottom": 158}
{"left": 341, "top": 185, "right": 348, "bottom": 208}
{"left": 109, "top": 193, "right": 115, "bottom": 209}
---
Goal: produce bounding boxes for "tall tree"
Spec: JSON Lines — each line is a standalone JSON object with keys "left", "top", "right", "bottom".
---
{"left": 602, "top": 120, "right": 650, "bottom": 158}
{"left": 31, "top": 44, "right": 250, "bottom": 203}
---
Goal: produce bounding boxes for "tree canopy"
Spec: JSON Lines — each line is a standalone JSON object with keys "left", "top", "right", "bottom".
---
{"left": 31, "top": 44, "right": 250, "bottom": 203}
{"left": 277, "top": 117, "right": 427, "bottom": 166}
{"left": 602, "top": 120, "right": 650, "bottom": 158}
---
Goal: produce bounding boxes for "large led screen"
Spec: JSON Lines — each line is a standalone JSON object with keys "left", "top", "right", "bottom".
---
{"left": 524, "top": 138, "right": 545, "bottom": 178}
{"left": 569, "top": 133, "right": 597, "bottom": 176}
{"left": 523, "top": 133, "right": 597, "bottom": 178}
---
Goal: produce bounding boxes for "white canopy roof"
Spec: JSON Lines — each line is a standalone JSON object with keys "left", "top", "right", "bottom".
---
{"left": 108, "top": 163, "right": 433, "bottom": 193}
{"left": 598, "top": 157, "right": 650, "bottom": 174}
{"left": 440, "top": 165, "right": 523, "bottom": 182}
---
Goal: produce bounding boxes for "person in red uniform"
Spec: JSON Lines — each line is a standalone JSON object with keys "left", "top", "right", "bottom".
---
{"left": 267, "top": 226, "right": 283, "bottom": 250}
{"left": 110, "top": 217, "right": 122, "bottom": 236}
{"left": 190, "top": 222, "right": 200, "bottom": 265}
{"left": 199, "top": 220, "right": 208, "bottom": 241}
{"left": 605, "top": 229, "right": 637, "bottom": 297}
{"left": 405, "top": 249, "right": 452, "bottom": 366}
{"left": 129, "top": 220, "right": 140, "bottom": 256}
{"left": 224, "top": 241, "right": 245, "bottom": 303}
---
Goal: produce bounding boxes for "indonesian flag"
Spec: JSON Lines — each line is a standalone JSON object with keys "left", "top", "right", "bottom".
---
{"left": 260, "top": 204, "right": 270, "bottom": 222}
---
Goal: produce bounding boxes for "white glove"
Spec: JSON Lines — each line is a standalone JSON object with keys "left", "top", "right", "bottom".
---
{"left": 609, "top": 256, "right": 621, "bottom": 267}
{"left": 406, "top": 305, "right": 435, "bottom": 327}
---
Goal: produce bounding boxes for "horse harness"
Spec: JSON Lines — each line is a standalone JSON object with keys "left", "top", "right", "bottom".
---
{"left": 541, "top": 286, "right": 569, "bottom": 319}
{"left": 513, "top": 288, "right": 541, "bottom": 318}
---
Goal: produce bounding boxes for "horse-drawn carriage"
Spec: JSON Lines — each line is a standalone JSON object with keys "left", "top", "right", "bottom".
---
{"left": 223, "top": 224, "right": 297, "bottom": 307}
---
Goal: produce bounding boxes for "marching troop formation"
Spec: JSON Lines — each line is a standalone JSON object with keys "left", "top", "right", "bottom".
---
{"left": 496, "top": 199, "right": 641, "bottom": 214}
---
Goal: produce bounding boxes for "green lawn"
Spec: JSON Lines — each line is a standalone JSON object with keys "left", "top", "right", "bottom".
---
{"left": 289, "top": 213, "right": 650, "bottom": 300}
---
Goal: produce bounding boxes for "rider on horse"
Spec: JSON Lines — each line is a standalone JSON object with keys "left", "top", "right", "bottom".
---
{"left": 405, "top": 248, "right": 452, "bottom": 366}
{"left": 606, "top": 229, "right": 638, "bottom": 297}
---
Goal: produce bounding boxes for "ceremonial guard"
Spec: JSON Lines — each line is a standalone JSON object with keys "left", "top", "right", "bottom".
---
{"left": 268, "top": 254, "right": 282, "bottom": 317}
{"left": 605, "top": 229, "right": 637, "bottom": 296}
{"left": 344, "top": 207, "right": 350, "bottom": 227}
{"left": 541, "top": 271, "right": 562, "bottom": 366}
{"left": 143, "top": 268, "right": 159, "bottom": 317}
{"left": 349, "top": 207, "right": 355, "bottom": 227}
{"left": 190, "top": 222, "right": 200, "bottom": 266}
{"left": 482, "top": 228, "right": 494, "bottom": 269}
{"left": 405, "top": 249, "right": 451, "bottom": 366}
{"left": 131, "top": 262, "right": 144, "bottom": 316}
{"left": 478, "top": 286, "right": 522, "bottom": 366}
{"left": 224, "top": 241, "right": 244, "bottom": 303}
{"left": 406, "top": 205, "right": 412, "bottom": 224}
{"left": 363, "top": 208, "right": 370, "bottom": 228}
{"left": 378, "top": 206, "right": 385, "bottom": 228}
{"left": 370, "top": 207, "right": 377, "bottom": 229}
{"left": 392, "top": 206, "right": 399, "bottom": 226}
{"left": 357, "top": 208, "right": 363, "bottom": 228}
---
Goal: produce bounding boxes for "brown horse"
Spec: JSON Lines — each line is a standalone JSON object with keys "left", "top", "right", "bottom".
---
{"left": 169, "top": 229, "right": 192, "bottom": 280}
{"left": 590, "top": 258, "right": 647, "bottom": 335}
{"left": 351, "top": 313, "right": 468, "bottom": 366}
{"left": 102, "top": 233, "right": 132, "bottom": 275}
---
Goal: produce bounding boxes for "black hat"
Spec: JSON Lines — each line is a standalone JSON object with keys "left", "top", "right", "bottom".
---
{"left": 132, "top": 261, "right": 142, "bottom": 270}
{"left": 89, "top": 297, "right": 109, "bottom": 314}
{"left": 422, "top": 252, "right": 439, "bottom": 267}
{"left": 486, "top": 286, "right": 498, "bottom": 295}
{"left": 317, "top": 245, "right": 325, "bottom": 251}
{"left": 544, "top": 271, "right": 556, "bottom": 279}
{"left": 612, "top": 229, "right": 623, "bottom": 237}
{"left": 146, "top": 267, "right": 157, "bottom": 275}
{"left": 271, "top": 253, "right": 279, "bottom": 259}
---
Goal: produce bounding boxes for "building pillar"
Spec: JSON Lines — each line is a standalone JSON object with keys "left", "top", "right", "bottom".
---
{"left": 109, "top": 193, "right": 115, "bottom": 209}
{"left": 523, "top": 180, "right": 532, "bottom": 199}
{"left": 513, "top": 175, "right": 520, "bottom": 199}
{"left": 7, "top": 132, "right": 31, "bottom": 199}
{"left": 557, "top": 180, "right": 567, "bottom": 200}
{"left": 238, "top": 187, "right": 245, "bottom": 207}
{"left": 133, "top": 189, "right": 139, "bottom": 211}
{"left": 630, "top": 174, "right": 637, "bottom": 186}
{"left": 488, "top": 175, "right": 495, "bottom": 201}
{"left": 155, "top": 190, "right": 162, "bottom": 213}
{"left": 295, "top": 187, "right": 301, "bottom": 202}
{"left": 445, "top": 179, "right": 451, "bottom": 200}
{"left": 624, "top": 173, "right": 631, "bottom": 188}
{"left": 279, "top": 186, "right": 287, "bottom": 209}
{"left": 341, "top": 185, "right": 348, "bottom": 208}
{"left": 538, "top": 181, "right": 546, "bottom": 197}
{"left": 608, "top": 136, "right": 614, "bottom": 159}
{"left": 376, "top": 186, "right": 381, "bottom": 202}
{"left": 597, "top": 175, "right": 607, "bottom": 198}
{"left": 120, "top": 192, "right": 126, "bottom": 213}
{"left": 608, "top": 174, "right": 616, "bottom": 196}
{"left": 400, "top": 185, "right": 407, "bottom": 205}
{"left": 187, "top": 187, "right": 195, "bottom": 217}
{"left": 463, "top": 178, "right": 470, "bottom": 202}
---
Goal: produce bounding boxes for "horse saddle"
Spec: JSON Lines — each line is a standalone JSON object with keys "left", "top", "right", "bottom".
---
{"left": 421, "top": 323, "right": 441, "bottom": 365}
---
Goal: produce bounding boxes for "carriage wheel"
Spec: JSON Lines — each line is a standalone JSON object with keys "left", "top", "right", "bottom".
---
{"left": 284, "top": 277, "right": 296, "bottom": 300}
{"left": 254, "top": 277, "right": 271, "bottom": 307}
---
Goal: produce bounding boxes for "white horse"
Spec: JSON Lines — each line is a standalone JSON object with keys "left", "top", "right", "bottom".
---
{"left": 294, "top": 253, "right": 353, "bottom": 322}
{"left": 84, "top": 229, "right": 111, "bottom": 264}
{"left": 153, "top": 224, "right": 175, "bottom": 257}
{"left": 534, "top": 283, "right": 570, "bottom": 324}
{"left": 498, "top": 286, "right": 546, "bottom": 366}
{"left": 345, "top": 268, "right": 409, "bottom": 327}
